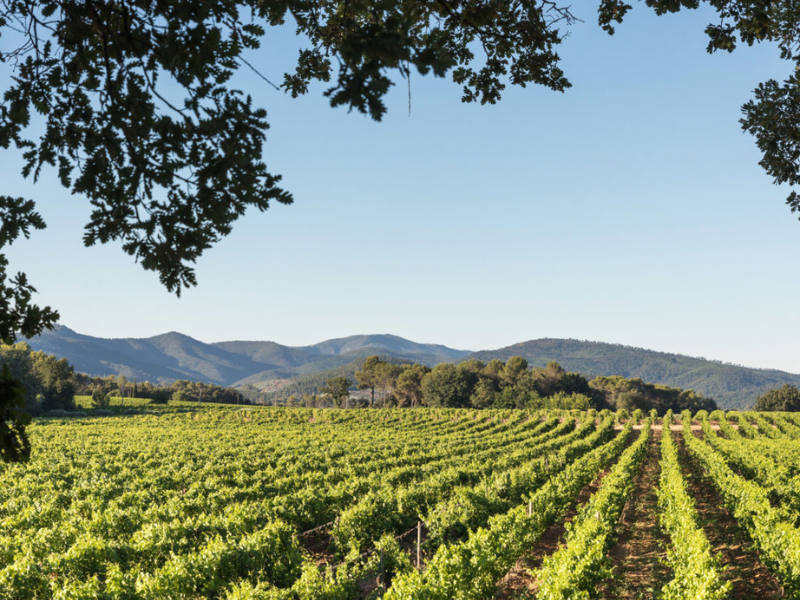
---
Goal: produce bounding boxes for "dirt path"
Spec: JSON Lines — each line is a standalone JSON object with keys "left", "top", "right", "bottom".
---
{"left": 614, "top": 423, "right": 720, "bottom": 432}
{"left": 677, "top": 431, "right": 784, "bottom": 599}
{"left": 493, "top": 430, "right": 635, "bottom": 599}
{"left": 600, "top": 429, "right": 670, "bottom": 600}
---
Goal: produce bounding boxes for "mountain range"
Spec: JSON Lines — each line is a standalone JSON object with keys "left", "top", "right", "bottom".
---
{"left": 23, "top": 326, "right": 800, "bottom": 410}
{"left": 25, "top": 326, "right": 469, "bottom": 386}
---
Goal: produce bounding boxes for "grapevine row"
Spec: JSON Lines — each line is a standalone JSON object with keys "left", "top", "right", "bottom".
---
{"left": 534, "top": 419, "right": 650, "bottom": 599}
{"left": 682, "top": 413, "right": 800, "bottom": 598}
{"left": 656, "top": 412, "right": 728, "bottom": 600}
{"left": 383, "top": 421, "right": 635, "bottom": 600}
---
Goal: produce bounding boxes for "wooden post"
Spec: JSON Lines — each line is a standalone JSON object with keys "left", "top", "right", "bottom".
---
{"left": 416, "top": 521, "right": 422, "bottom": 570}
{"left": 528, "top": 501, "right": 532, "bottom": 517}
{"left": 380, "top": 548, "right": 385, "bottom": 591}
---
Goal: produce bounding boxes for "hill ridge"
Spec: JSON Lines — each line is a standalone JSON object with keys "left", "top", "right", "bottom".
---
{"left": 21, "top": 327, "right": 800, "bottom": 409}
{"left": 464, "top": 338, "right": 800, "bottom": 409}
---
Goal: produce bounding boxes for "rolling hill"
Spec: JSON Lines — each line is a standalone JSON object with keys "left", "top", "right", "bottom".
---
{"left": 464, "top": 339, "right": 800, "bottom": 410}
{"left": 22, "top": 327, "right": 800, "bottom": 409}
{"left": 24, "top": 326, "right": 470, "bottom": 386}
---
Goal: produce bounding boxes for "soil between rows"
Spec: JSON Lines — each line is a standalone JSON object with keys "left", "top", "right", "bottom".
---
{"left": 599, "top": 429, "right": 669, "bottom": 600}
{"left": 493, "top": 428, "right": 636, "bottom": 599}
{"left": 677, "top": 430, "right": 784, "bottom": 600}
{"left": 493, "top": 426, "right": 786, "bottom": 600}
{"left": 308, "top": 425, "right": 788, "bottom": 599}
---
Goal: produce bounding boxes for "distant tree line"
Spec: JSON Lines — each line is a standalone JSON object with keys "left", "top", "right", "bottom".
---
{"left": 588, "top": 375, "right": 717, "bottom": 414}
{"left": 0, "top": 343, "right": 76, "bottom": 413}
{"left": 0, "top": 343, "right": 248, "bottom": 412}
{"left": 754, "top": 384, "right": 800, "bottom": 411}
{"left": 244, "top": 356, "right": 414, "bottom": 405}
{"left": 74, "top": 374, "right": 171, "bottom": 405}
{"left": 306, "top": 356, "right": 718, "bottom": 413}
{"left": 74, "top": 374, "right": 248, "bottom": 406}
{"left": 0, "top": 342, "right": 719, "bottom": 414}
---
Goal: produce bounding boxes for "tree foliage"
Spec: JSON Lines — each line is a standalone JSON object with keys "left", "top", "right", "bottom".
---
{"left": 355, "top": 356, "right": 383, "bottom": 406}
{"left": 30, "top": 349, "right": 75, "bottom": 410}
{"left": 0, "top": 342, "right": 75, "bottom": 411}
{"left": 415, "top": 356, "right": 597, "bottom": 409}
{"left": 0, "top": 0, "right": 583, "bottom": 337}
{"left": 589, "top": 375, "right": 717, "bottom": 414}
{"left": 754, "top": 384, "right": 800, "bottom": 411}
{"left": 354, "top": 356, "right": 404, "bottom": 407}
{"left": 421, "top": 363, "right": 472, "bottom": 408}
{"left": 0, "top": 364, "right": 29, "bottom": 462}
{"left": 0, "top": 342, "right": 75, "bottom": 461}
{"left": 0, "top": 1, "right": 796, "bottom": 341}
{"left": 320, "top": 375, "right": 352, "bottom": 408}
{"left": 394, "top": 362, "right": 429, "bottom": 407}
{"left": 90, "top": 386, "right": 108, "bottom": 408}
{"left": 74, "top": 372, "right": 248, "bottom": 404}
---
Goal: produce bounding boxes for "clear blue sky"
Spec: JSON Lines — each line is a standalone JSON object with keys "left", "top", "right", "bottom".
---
{"left": 4, "top": 5, "right": 800, "bottom": 372}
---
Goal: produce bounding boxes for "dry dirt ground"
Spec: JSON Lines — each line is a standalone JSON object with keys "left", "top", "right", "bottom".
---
{"left": 679, "top": 431, "right": 784, "bottom": 600}
{"left": 599, "top": 430, "right": 670, "bottom": 600}
{"left": 493, "top": 430, "right": 636, "bottom": 599}
{"left": 491, "top": 425, "right": 785, "bottom": 599}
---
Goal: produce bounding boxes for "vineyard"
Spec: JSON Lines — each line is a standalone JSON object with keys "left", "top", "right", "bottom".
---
{"left": 2, "top": 407, "right": 800, "bottom": 599}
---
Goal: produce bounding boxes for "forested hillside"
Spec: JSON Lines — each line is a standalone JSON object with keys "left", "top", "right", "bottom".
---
{"left": 465, "top": 339, "right": 800, "bottom": 410}
{"left": 25, "top": 328, "right": 800, "bottom": 410}
{"left": 26, "top": 327, "right": 469, "bottom": 386}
